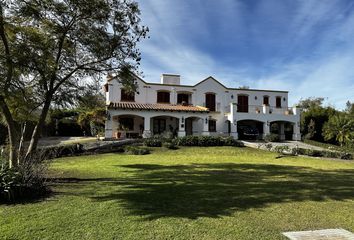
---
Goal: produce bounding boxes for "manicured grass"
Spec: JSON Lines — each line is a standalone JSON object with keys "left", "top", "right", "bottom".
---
{"left": 1, "top": 147, "right": 353, "bottom": 240}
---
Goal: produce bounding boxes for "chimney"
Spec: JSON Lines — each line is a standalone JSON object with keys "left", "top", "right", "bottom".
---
{"left": 161, "top": 74, "right": 180, "bottom": 85}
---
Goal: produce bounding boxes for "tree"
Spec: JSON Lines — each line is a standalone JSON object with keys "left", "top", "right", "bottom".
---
{"left": 297, "top": 97, "right": 325, "bottom": 110}
{"left": 322, "top": 114, "right": 354, "bottom": 147}
{"left": 0, "top": 0, "right": 148, "bottom": 165}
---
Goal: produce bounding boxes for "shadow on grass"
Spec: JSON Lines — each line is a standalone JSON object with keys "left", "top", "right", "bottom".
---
{"left": 60, "top": 163, "right": 354, "bottom": 219}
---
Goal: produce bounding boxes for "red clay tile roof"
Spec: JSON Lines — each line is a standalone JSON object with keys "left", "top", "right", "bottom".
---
{"left": 107, "top": 102, "right": 209, "bottom": 113}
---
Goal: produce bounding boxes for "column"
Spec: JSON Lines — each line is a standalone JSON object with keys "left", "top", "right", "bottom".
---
{"left": 292, "top": 122, "right": 301, "bottom": 141}
{"left": 104, "top": 119, "right": 113, "bottom": 139}
{"left": 202, "top": 116, "right": 210, "bottom": 136}
{"left": 279, "top": 123, "right": 285, "bottom": 141}
{"left": 263, "top": 121, "right": 270, "bottom": 139}
{"left": 230, "top": 120, "right": 238, "bottom": 139}
{"left": 178, "top": 117, "right": 186, "bottom": 137}
{"left": 142, "top": 117, "right": 151, "bottom": 138}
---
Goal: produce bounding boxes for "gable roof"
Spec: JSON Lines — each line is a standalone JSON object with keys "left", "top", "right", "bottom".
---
{"left": 108, "top": 73, "right": 288, "bottom": 93}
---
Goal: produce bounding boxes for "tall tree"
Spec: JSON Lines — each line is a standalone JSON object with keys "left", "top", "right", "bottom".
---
{"left": 0, "top": 0, "right": 148, "bottom": 164}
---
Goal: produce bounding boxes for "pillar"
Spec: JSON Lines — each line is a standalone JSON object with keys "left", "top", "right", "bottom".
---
{"left": 279, "top": 123, "right": 285, "bottom": 141}
{"left": 202, "top": 116, "right": 210, "bottom": 136}
{"left": 178, "top": 117, "right": 186, "bottom": 137}
{"left": 104, "top": 119, "right": 113, "bottom": 139}
{"left": 292, "top": 122, "right": 301, "bottom": 141}
{"left": 230, "top": 120, "right": 238, "bottom": 139}
{"left": 142, "top": 117, "right": 151, "bottom": 138}
{"left": 263, "top": 121, "right": 270, "bottom": 139}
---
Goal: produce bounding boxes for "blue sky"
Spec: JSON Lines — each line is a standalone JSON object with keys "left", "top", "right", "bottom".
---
{"left": 136, "top": 0, "right": 354, "bottom": 109}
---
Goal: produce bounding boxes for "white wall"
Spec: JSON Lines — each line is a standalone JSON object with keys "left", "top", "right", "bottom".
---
{"left": 106, "top": 76, "right": 299, "bottom": 135}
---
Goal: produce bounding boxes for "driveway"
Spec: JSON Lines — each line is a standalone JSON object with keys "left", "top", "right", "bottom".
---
{"left": 240, "top": 140, "right": 327, "bottom": 151}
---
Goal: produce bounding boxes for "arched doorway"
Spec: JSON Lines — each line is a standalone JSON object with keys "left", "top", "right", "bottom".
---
{"left": 270, "top": 121, "right": 294, "bottom": 140}
{"left": 237, "top": 120, "right": 264, "bottom": 140}
{"left": 151, "top": 115, "right": 179, "bottom": 137}
{"left": 112, "top": 114, "right": 144, "bottom": 138}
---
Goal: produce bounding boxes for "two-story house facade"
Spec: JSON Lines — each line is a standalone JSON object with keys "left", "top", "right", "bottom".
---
{"left": 104, "top": 74, "right": 301, "bottom": 140}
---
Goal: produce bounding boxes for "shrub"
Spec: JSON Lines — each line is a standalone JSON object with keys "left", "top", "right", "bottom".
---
{"left": 163, "top": 141, "right": 179, "bottom": 150}
{"left": 33, "top": 144, "right": 84, "bottom": 160}
{"left": 176, "top": 136, "right": 243, "bottom": 147}
{"left": 1, "top": 158, "right": 49, "bottom": 203}
{"left": 176, "top": 136, "right": 200, "bottom": 146}
{"left": 273, "top": 145, "right": 290, "bottom": 154}
{"left": 143, "top": 137, "right": 162, "bottom": 147}
{"left": 264, "top": 133, "right": 280, "bottom": 142}
{"left": 124, "top": 146, "right": 150, "bottom": 155}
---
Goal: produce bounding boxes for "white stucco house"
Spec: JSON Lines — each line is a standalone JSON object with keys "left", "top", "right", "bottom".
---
{"left": 104, "top": 74, "right": 301, "bottom": 140}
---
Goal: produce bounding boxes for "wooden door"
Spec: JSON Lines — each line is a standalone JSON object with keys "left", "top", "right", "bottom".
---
{"left": 237, "top": 95, "right": 248, "bottom": 112}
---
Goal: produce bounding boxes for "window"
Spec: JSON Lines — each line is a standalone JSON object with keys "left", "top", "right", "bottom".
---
{"left": 205, "top": 93, "right": 216, "bottom": 111}
{"left": 119, "top": 117, "right": 134, "bottom": 131}
{"left": 208, "top": 119, "right": 216, "bottom": 132}
{"left": 263, "top": 96, "right": 269, "bottom": 105}
{"left": 121, "top": 89, "right": 135, "bottom": 102}
{"left": 237, "top": 95, "right": 249, "bottom": 112}
{"left": 276, "top": 96, "right": 282, "bottom": 108}
{"left": 157, "top": 91, "right": 170, "bottom": 103}
{"left": 177, "top": 93, "right": 189, "bottom": 104}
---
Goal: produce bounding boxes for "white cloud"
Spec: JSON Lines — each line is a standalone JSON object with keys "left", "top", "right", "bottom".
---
{"left": 136, "top": 0, "right": 354, "bottom": 109}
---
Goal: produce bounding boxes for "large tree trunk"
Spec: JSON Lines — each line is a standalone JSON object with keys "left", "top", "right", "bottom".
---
{"left": 25, "top": 96, "right": 52, "bottom": 158}
{"left": 0, "top": 96, "right": 19, "bottom": 168}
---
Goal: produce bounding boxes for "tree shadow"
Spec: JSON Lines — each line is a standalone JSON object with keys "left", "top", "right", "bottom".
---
{"left": 63, "top": 163, "right": 354, "bottom": 219}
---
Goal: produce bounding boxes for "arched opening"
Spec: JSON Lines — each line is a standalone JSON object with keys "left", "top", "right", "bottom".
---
{"left": 237, "top": 120, "right": 264, "bottom": 140}
{"left": 112, "top": 114, "right": 144, "bottom": 139}
{"left": 185, "top": 116, "right": 203, "bottom": 136}
{"left": 270, "top": 121, "right": 295, "bottom": 140}
{"left": 151, "top": 115, "right": 179, "bottom": 137}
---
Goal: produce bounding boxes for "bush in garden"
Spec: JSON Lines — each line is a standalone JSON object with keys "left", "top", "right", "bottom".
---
{"left": 1, "top": 158, "right": 49, "bottom": 203}
{"left": 264, "top": 133, "right": 280, "bottom": 142}
{"left": 163, "top": 141, "right": 179, "bottom": 150}
{"left": 176, "top": 136, "right": 243, "bottom": 147}
{"left": 143, "top": 137, "right": 162, "bottom": 147}
{"left": 124, "top": 146, "right": 150, "bottom": 155}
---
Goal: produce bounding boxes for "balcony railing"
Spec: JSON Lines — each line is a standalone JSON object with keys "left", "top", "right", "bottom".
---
{"left": 202, "top": 102, "right": 222, "bottom": 112}
{"left": 235, "top": 104, "right": 296, "bottom": 115}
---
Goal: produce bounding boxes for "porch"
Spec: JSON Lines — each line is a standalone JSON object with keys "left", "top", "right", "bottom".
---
{"left": 105, "top": 102, "right": 210, "bottom": 139}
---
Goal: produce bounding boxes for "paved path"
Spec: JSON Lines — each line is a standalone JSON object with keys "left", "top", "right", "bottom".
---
{"left": 283, "top": 229, "right": 354, "bottom": 240}
{"left": 241, "top": 140, "right": 328, "bottom": 151}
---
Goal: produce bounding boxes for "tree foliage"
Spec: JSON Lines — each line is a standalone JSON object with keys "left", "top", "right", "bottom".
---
{"left": 0, "top": 0, "right": 148, "bottom": 166}
{"left": 322, "top": 114, "right": 354, "bottom": 147}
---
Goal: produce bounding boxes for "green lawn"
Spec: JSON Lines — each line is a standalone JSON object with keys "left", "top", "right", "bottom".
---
{"left": 1, "top": 147, "right": 354, "bottom": 240}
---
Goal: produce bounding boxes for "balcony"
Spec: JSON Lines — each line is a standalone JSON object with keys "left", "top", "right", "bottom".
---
{"left": 230, "top": 104, "right": 299, "bottom": 116}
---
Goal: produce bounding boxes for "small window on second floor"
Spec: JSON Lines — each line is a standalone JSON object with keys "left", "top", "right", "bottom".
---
{"left": 121, "top": 89, "right": 135, "bottom": 102}
{"left": 276, "top": 96, "right": 282, "bottom": 108}
{"left": 263, "top": 96, "right": 269, "bottom": 105}
{"left": 157, "top": 91, "right": 170, "bottom": 103}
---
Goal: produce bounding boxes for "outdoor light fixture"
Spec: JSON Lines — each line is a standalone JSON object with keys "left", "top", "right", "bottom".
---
{"left": 205, "top": 118, "right": 208, "bottom": 124}
{"left": 267, "top": 120, "right": 270, "bottom": 126}
{"left": 233, "top": 119, "right": 237, "bottom": 125}
{"left": 106, "top": 112, "right": 111, "bottom": 120}
{"left": 283, "top": 97, "right": 286, "bottom": 101}
{"left": 255, "top": 96, "right": 257, "bottom": 100}
{"left": 231, "top": 94, "right": 234, "bottom": 99}
{"left": 181, "top": 116, "right": 184, "bottom": 123}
